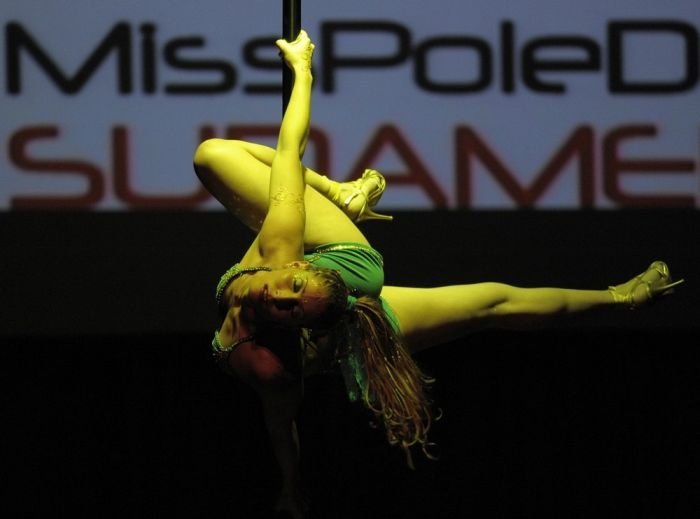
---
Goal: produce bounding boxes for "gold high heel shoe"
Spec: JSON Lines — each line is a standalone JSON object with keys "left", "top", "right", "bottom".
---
{"left": 608, "top": 260, "right": 684, "bottom": 309}
{"left": 329, "top": 169, "right": 393, "bottom": 223}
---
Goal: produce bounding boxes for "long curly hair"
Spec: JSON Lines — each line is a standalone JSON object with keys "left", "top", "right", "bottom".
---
{"left": 335, "top": 297, "right": 439, "bottom": 468}
{"left": 305, "top": 265, "right": 439, "bottom": 468}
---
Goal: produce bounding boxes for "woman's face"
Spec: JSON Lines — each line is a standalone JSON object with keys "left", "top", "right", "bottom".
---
{"left": 243, "top": 266, "right": 330, "bottom": 327}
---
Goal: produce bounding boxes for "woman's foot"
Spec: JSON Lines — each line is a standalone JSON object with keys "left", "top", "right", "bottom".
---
{"left": 273, "top": 485, "right": 309, "bottom": 519}
{"left": 273, "top": 501, "right": 307, "bottom": 519}
{"left": 276, "top": 29, "right": 315, "bottom": 71}
{"left": 326, "top": 169, "right": 393, "bottom": 222}
{"left": 608, "top": 260, "right": 684, "bottom": 309}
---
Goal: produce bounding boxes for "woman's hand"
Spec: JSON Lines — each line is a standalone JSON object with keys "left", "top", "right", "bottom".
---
{"left": 276, "top": 29, "right": 315, "bottom": 72}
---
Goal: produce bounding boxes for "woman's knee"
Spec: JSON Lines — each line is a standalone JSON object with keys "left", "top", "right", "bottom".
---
{"left": 193, "top": 138, "right": 244, "bottom": 170}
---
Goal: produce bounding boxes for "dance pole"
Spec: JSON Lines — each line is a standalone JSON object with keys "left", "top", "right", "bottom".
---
{"left": 282, "top": 0, "right": 301, "bottom": 114}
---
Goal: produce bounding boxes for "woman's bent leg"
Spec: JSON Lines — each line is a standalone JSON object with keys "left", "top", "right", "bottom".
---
{"left": 194, "top": 139, "right": 368, "bottom": 248}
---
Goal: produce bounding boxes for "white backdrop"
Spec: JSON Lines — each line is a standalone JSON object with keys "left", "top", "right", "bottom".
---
{"left": 1, "top": 0, "right": 698, "bottom": 210}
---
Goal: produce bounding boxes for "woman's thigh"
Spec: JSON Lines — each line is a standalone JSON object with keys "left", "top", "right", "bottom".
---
{"left": 381, "top": 284, "right": 495, "bottom": 353}
{"left": 194, "top": 139, "right": 368, "bottom": 248}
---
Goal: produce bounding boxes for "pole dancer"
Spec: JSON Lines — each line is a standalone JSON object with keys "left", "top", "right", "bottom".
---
{"left": 193, "top": 26, "right": 683, "bottom": 519}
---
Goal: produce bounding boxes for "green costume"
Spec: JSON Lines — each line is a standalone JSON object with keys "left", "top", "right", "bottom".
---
{"left": 304, "top": 242, "right": 399, "bottom": 332}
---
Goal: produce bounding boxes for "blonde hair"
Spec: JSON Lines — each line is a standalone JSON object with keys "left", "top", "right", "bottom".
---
{"left": 329, "top": 296, "right": 439, "bottom": 469}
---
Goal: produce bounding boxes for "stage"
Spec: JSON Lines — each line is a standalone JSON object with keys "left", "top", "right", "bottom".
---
{"left": 3, "top": 209, "right": 699, "bottom": 518}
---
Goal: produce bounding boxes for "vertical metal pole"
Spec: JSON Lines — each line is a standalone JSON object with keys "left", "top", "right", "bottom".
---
{"left": 282, "top": 0, "right": 301, "bottom": 114}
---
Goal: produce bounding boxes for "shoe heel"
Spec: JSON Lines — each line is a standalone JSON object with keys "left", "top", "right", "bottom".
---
{"left": 357, "top": 208, "right": 393, "bottom": 222}
{"left": 665, "top": 278, "right": 685, "bottom": 289}
{"left": 658, "top": 278, "right": 685, "bottom": 295}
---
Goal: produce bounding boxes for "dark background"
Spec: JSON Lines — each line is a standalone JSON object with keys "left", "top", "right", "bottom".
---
{"left": 3, "top": 209, "right": 699, "bottom": 518}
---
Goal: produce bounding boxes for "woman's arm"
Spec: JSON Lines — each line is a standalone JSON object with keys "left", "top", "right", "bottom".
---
{"left": 256, "top": 31, "right": 315, "bottom": 264}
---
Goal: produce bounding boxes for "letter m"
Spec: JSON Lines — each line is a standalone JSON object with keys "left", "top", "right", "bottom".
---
{"left": 455, "top": 126, "right": 594, "bottom": 208}
{"left": 6, "top": 22, "right": 132, "bottom": 94}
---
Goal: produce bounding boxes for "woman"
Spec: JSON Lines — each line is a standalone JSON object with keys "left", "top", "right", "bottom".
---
{"left": 193, "top": 31, "right": 683, "bottom": 519}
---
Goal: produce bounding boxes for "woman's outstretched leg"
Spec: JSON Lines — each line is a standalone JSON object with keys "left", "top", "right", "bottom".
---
{"left": 382, "top": 260, "right": 682, "bottom": 353}
{"left": 382, "top": 284, "right": 611, "bottom": 353}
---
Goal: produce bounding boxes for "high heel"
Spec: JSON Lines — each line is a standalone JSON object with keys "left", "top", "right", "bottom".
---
{"left": 329, "top": 169, "right": 393, "bottom": 222}
{"left": 608, "top": 260, "right": 685, "bottom": 309}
